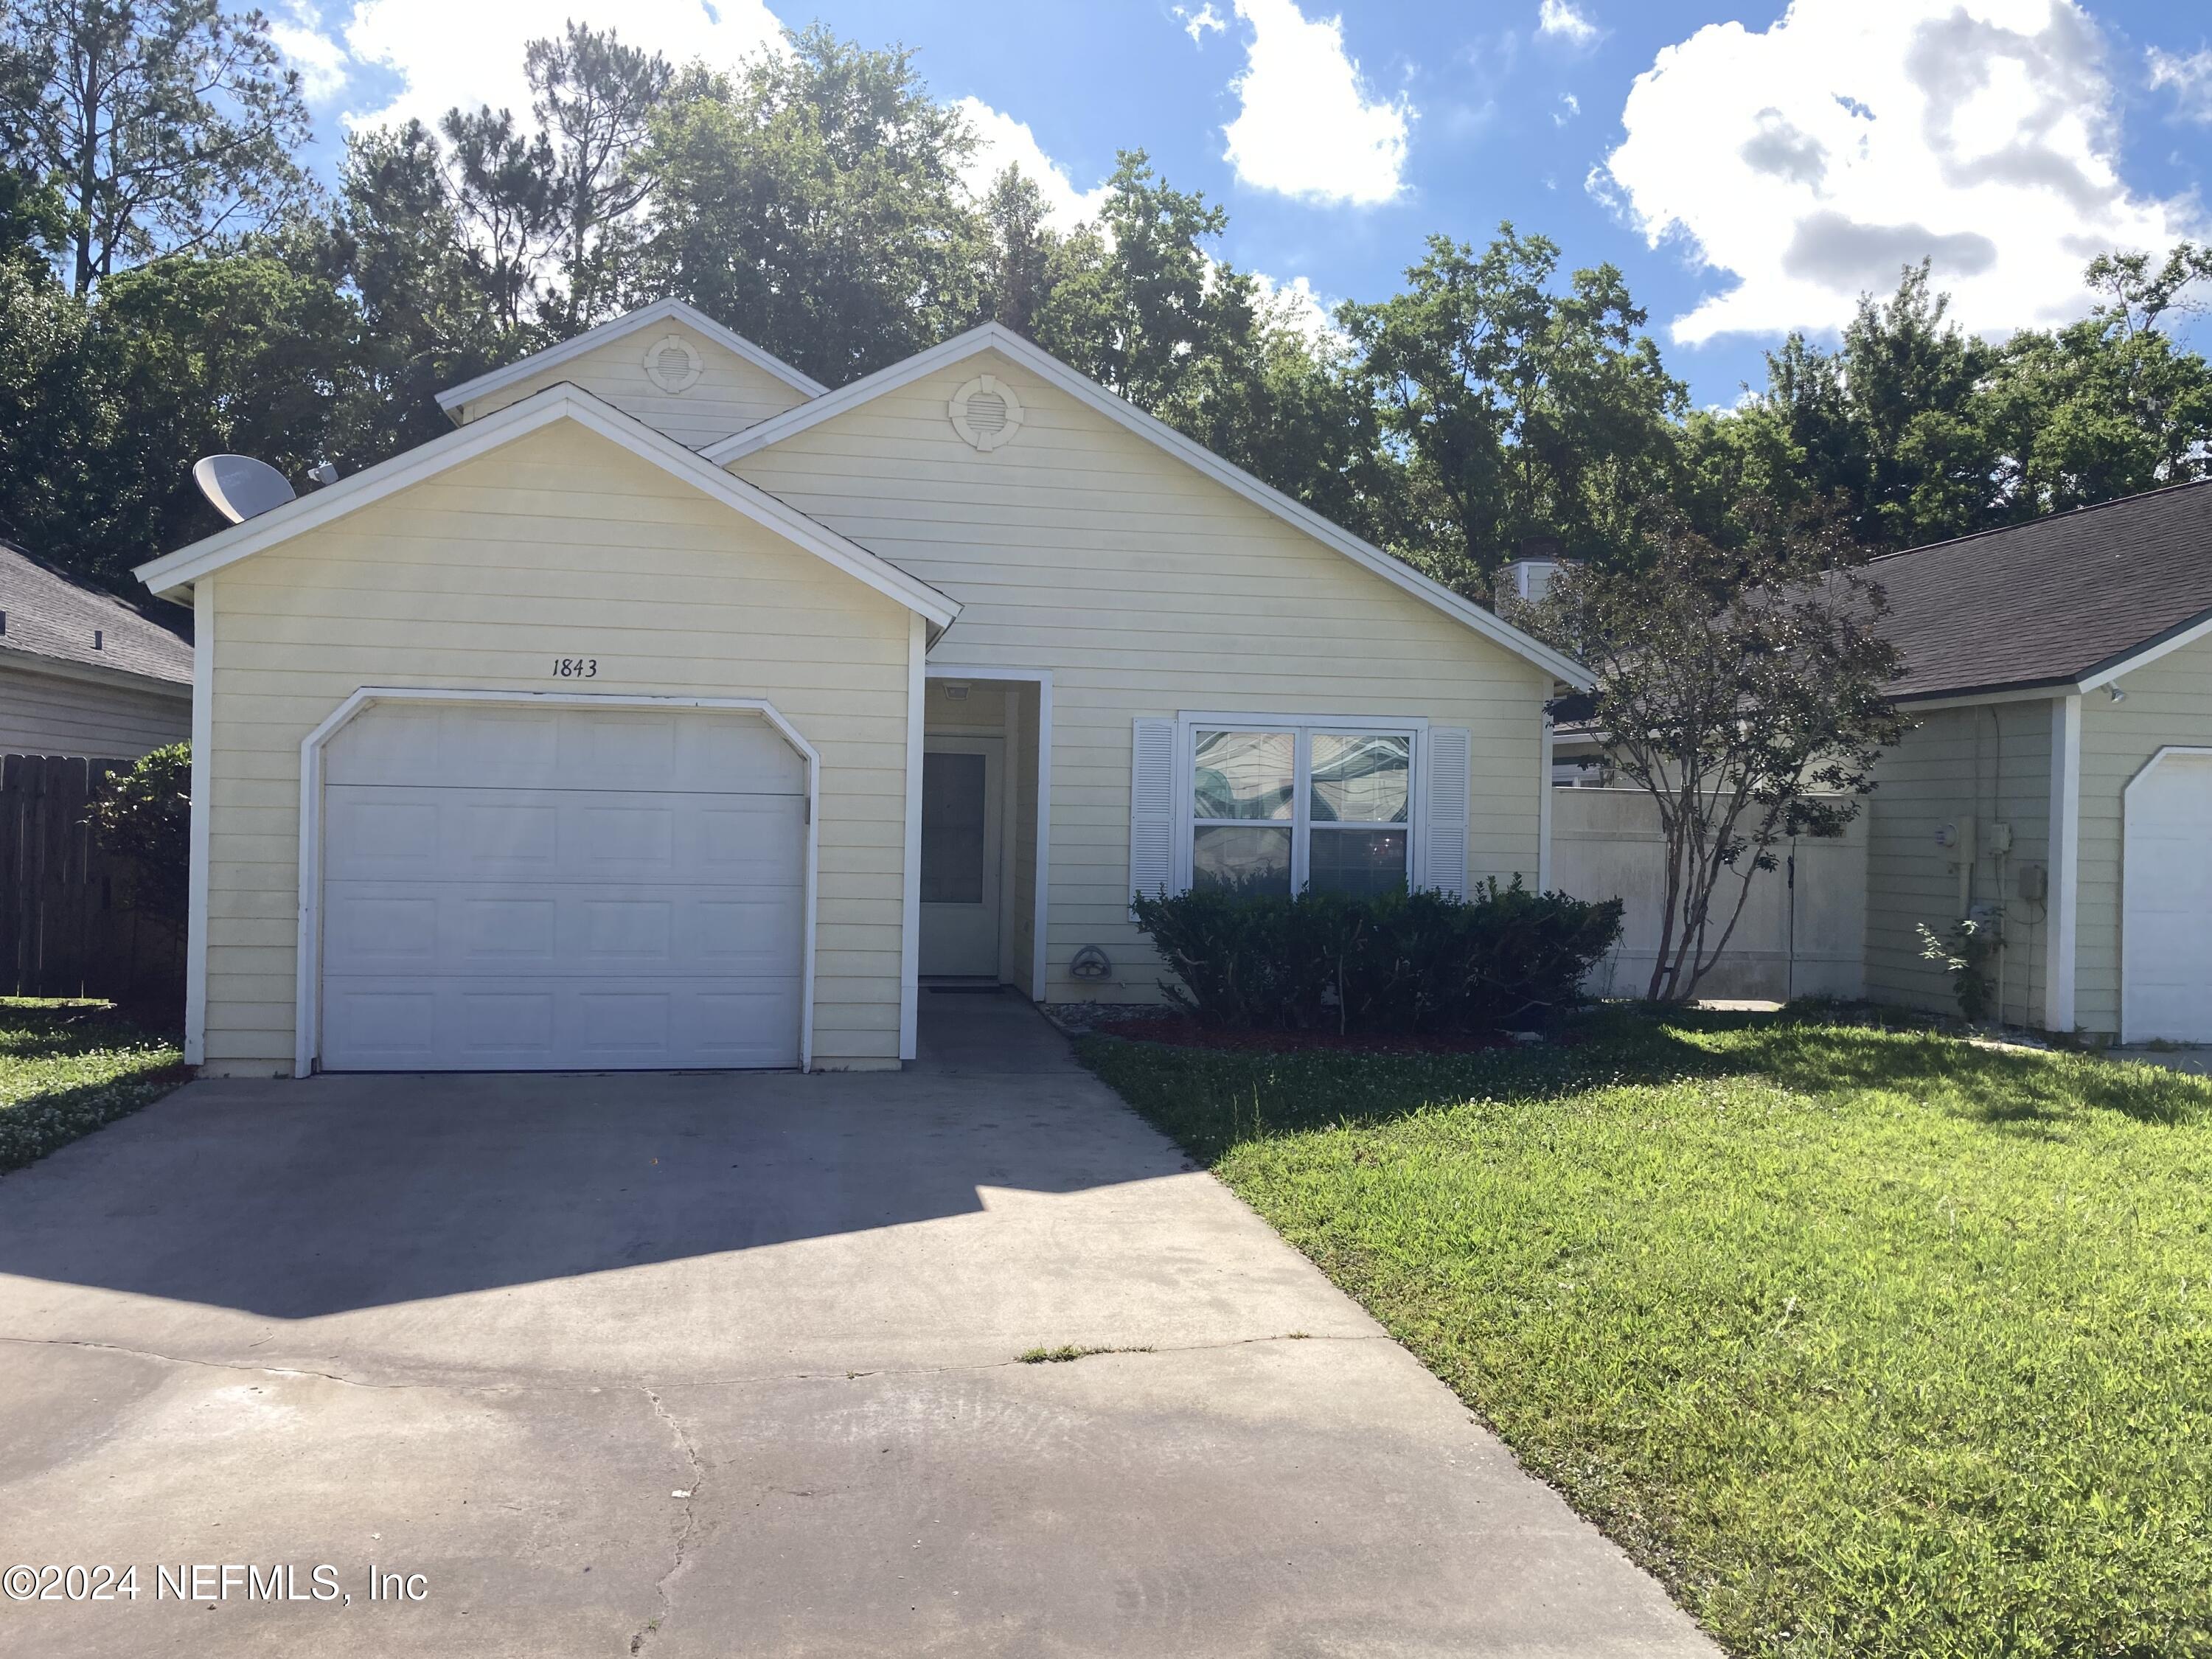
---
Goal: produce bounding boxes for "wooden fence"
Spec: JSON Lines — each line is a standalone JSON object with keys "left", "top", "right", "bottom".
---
{"left": 0, "top": 754, "right": 184, "bottom": 1009}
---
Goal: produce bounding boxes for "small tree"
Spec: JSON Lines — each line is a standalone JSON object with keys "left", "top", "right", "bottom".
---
{"left": 1526, "top": 505, "right": 1905, "bottom": 1002}
{"left": 87, "top": 740, "right": 189, "bottom": 928}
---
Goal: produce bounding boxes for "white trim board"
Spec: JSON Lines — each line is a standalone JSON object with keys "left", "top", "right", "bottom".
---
{"left": 184, "top": 578, "right": 215, "bottom": 1067}
{"left": 435, "top": 298, "right": 827, "bottom": 415}
{"left": 131, "top": 384, "right": 960, "bottom": 632}
{"left": 291, "top": 688, "right": 822, "bottom": 1078}
{"left": 923, "top": 663, "right": 1054, "bottom": 1001}
{"left": 2079, "top": 610, "right": 2212, "bottom": 692}
{"left": 706, "top": 322, "right": 1591, "bottom": 690}
{"left": 899, "top": 619, "right": 926, "bottom": 1061}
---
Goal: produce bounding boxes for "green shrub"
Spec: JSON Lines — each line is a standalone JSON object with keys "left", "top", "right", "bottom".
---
{"left": 1128, "top": 879, "right": 1624, "bottom": 1036}
{"left": 88, "top": 742, "right": 190, "bottom": 928}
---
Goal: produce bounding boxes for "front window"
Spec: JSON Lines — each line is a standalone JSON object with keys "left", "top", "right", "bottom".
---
{"left": 1189, "top": 724, "right": 1413, "bottom": 897}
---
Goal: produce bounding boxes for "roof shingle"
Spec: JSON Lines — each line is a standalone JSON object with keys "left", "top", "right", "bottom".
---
{"left": 1868, "top": 480, "right": 2212, "bottom": 700}
{"left": 0, "top": 543, "right": 192, "bottom": 687}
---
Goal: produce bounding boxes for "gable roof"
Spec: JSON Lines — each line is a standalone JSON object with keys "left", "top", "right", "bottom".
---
{"left": 703, "top": 322, "right": 1592, "bottom": 689}
{"left": 1871, "top": 479, "right": 2212, "bottom": 702}
{"left": 133, "top": 383, "right": 961, "bottom": 631}
{"left": 0, "top": 542, "right": 192, "bottom": 689}
{"left": 434, "top": 299, "right": 829, "bottom": 420}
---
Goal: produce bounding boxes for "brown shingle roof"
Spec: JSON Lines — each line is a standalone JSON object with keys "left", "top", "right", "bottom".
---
{"left": 0, "top": 543, "right": 192, "bottom": 687}
{"left": 1869, "top": 479, "right": 2212, "bottom": 700}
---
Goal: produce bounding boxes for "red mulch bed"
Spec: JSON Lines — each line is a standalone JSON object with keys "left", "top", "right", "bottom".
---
{"left": 1088, "top": 1015, "right": 1512, "bottom": 1055}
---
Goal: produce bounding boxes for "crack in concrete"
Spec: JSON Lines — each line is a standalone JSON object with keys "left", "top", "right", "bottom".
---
{"left": 631, "top": 1388, "right": 706, "bottom": 1657}
{"left": 0, "top": 1333, "right": 470, "bottom": 1393}
{"left": 0, "top": 1328, "right": 1390, "bottom": 1398}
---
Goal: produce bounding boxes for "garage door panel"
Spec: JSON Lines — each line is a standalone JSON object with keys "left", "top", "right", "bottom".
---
{"left": 459, "top": 802, "right": 559, "bottom": 871}
{"left": 327, "top": 789, "right": 804, "bottom": 886}
{"left": 2124, "top": 753, "right": 2212, "bottom": 1044}
{"left": 326, "top": 704, "right": 810, "bottom": 795}
{"left": 325, "top": 880, "right": 801, "bottom": 977}
{"left": 460, "top": 897, "right": 559, "bottom": 961}
{"left": 319, "top": 705, "right": 809, "bottom": 1071}
{"left": 321, "top": 976, "right": 801, "bottom": 1071}
{"left": 324, "top": 894, "right": 440, "bottom": 970}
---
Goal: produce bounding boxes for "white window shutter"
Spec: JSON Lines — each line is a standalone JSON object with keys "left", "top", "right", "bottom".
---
{"left": 1130, "top": 717, "right": 1178, "bottom": 902}
{"left": 1423, "top": 727, "right": 1471, "bottom": 900}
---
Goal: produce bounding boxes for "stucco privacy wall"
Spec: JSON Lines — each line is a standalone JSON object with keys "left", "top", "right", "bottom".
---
{"left": 1863, "top": 700, "right": 2053, "bottom": 1025}
{"left": 0, "top": 661, "right": 189, "bottom": 758}
{"left": 2077, "top": 632, "right": 2212, "bottom": 1034}
{"left": 730, "top": 347, "right": 1554, "bottom": 1003}
{"left": 201, "top": 420, "right": 911, "bottom": 1075}
{"left": 456, "top": 329, "right": 813, "bottom": 450}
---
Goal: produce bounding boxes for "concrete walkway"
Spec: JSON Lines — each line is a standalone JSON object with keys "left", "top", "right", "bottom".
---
{"left": 0, "top": 992, "right": 1714, "bottom": 1658}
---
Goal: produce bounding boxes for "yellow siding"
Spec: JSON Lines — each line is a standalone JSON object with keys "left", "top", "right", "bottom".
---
{"left": 202, "top": 420, "right": 911, "bottom": 1075}
{"left": 2078, "top": 633, "right": 2212, "bottom": 1035}
{"left": 1864, "top": 700, "right": 2054, "bottom": 1025}
{"left": 0, "top": 660, "right": 189, "bottom": 758}
{"left": 731, "top": 348, "right": 1554, "bottom": 1002}
{"left": 458, "top": 327, "right": 813, "bottom": 450}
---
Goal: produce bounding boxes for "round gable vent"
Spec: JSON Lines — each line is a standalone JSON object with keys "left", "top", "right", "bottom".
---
{"left": 948, "top": 373, "right": 1024, "bottom": 451}
{"left": 643, "top": 333, "right": 705, "bottom": 394}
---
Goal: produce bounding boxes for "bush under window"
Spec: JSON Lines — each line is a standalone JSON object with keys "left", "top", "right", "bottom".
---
{"left": 1128, "top": 879, "right": 1624, "bottom": 1037}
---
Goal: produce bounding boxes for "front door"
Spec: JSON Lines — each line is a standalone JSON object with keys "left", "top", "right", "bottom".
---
{"left": 919, "top": 737, "right": 1004, "bottom": 978}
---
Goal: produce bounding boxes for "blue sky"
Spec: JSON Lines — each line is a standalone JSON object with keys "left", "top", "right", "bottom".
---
{"left": 269, "top": 0, "right": 2212, "bottom": 405}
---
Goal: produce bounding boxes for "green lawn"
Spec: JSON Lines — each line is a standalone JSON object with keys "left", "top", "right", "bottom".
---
{"left": 1079, "top": 1010, "right": 2212, "bottom": 1659}
{"left": 0, "top": 998, "right": 185, "bottom": 1175}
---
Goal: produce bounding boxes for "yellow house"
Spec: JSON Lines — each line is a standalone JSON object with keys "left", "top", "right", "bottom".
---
{"left": 136, "top": 299, "right": 1587, "bottom": 1077}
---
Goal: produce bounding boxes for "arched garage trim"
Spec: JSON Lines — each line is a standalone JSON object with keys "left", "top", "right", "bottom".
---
{"left": 2121, "top": 745, "right": 2212, "bottom": 1046}
{"left": 295, "top": 687, "right": 823, "bottom": 1077}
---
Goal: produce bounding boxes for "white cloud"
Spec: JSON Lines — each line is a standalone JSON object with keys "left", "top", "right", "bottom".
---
{"left": 1220, "top": 0, "right": 1412, "bottom": 206}
{"left": 1554, "top": 92, "right": 1580, "bottom": 126}
{"left": 2149, "top": 46, "right": 2212, "bottom": 123}
{"left": 955, "top": 97, "right": 1112, "bottom": 228}
{"left": 1537, "top": 1, "right": 1600, "bottom": 49}
{"left": 1252, "top": 268, "right": 1345, "bottom": 350}
{"left": 269, "top": 1, "right": 349, "bottom": 101}
{"left": 1177, "top": 4, "right": 1227, "bottom": 46}
{"left": 330, "top": 0, "right": 785, "bottom": 133}
{"left": 1599, "top": 0, "right": 2200, "bottom": 344}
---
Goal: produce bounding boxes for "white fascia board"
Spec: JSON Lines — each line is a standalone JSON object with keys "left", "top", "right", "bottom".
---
{"left": 2076, "top": 608, "right": 2212, "bottom": 691}
{"left": 434, "top": 298, "right": 827, "bottom": 415}
{"left": 707, "top": 324, "right": 1594, "bottom": 690}
{"left": 1890, "top": 684, "right": 2083, "bottom": 713}
{"left": 132, "top": 385, "right": 960, "bottom": 630}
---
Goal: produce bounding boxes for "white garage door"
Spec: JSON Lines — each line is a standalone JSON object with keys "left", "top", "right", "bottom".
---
{"left": 317, "top": 702, "right": 807, "bottom": 1071}
{"left": 2124, "top": 749, "right": 2212, "bottom": 1044}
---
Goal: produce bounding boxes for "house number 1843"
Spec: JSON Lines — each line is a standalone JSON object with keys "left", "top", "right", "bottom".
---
{"left": 551, "top": 657, "right": 599, "bottom": 678}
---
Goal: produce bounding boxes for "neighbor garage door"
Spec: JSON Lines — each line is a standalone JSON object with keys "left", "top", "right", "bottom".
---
{"left": 316, "top": 701, "right": 806, "bottom": 1071}
{"left": 2124, "top": 748, "right": 2212, "bottom": 1044}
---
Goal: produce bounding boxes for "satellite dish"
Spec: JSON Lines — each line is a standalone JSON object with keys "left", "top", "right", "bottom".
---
{"left": 193, "top": 454, "right": 296, "bottom": 524}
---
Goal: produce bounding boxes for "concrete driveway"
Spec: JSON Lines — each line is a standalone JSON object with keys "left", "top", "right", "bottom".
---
{"left": 0, "top": 992, "right": 1714, "bottom": 1658}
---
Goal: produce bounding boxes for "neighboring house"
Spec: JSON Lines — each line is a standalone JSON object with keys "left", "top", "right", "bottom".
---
{"left": 0, "top": 542, "right": 192, "bottom": 759}
{"left": 133, "top": 299, "right": 1586, "bottom": 1077}
{"left": 1545, "top": 480, "right": 2212, "bottom": 1042}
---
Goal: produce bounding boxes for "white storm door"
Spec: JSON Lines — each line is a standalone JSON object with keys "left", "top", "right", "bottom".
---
{"left": 2124, "top": 750, "right": 2212, "bottom": 1043}
{"left": 919, "top": 737, "right": 1004, "bottom": 978}
{"left": 317, "top": 702, "right": 807, "bottom": 1071}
